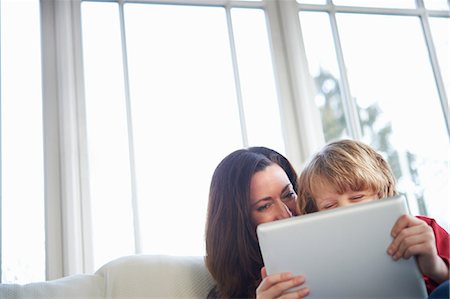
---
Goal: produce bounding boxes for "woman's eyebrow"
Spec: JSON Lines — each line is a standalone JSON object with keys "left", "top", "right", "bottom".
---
{"left": 252, "top": 183, "right": 293, "bottom": 206}
{"left": 251, "top": 197, "right": 272, "bottom": 207}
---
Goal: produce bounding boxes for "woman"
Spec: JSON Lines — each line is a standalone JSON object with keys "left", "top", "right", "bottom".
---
{"left": 205, "top": 147, "right": 309, "bottom": 298}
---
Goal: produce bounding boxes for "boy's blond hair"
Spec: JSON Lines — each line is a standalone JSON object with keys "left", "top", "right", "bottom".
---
{"left": 298, "top": 139, "right": 397, "bottom": 214}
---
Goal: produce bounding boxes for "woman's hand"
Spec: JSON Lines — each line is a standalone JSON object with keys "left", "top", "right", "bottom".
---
{"left": 256, "top": 267, "right": 309, "bottom": 299}
{"left": 388, "top": 214, "right": 449, "bottom": 283}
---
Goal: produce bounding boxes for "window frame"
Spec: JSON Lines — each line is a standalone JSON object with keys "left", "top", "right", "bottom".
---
{"left": 296, "top": 0, "right": 450, "bottom": 137}
{"left": 39, "top": 0, "right": 324, "bottom": 278}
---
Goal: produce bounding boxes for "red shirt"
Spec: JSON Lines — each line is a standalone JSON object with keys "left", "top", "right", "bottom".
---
{"left": 416, "top": 216, "right": 449, "bottom": 294}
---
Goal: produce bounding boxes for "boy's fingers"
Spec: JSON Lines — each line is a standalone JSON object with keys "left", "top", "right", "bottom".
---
{"left": 390, "top": 214, "right": 420, "bottom": 237}
{"left": 388, "top": 224, "right": 417, "bottom": 256}
{"left": 388, "top": 220, "right": 435, "bottom": 259}
{"left": 393, "top": 234, "right": 424, "bottom": 259}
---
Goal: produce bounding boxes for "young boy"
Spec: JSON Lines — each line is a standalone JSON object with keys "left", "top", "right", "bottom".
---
{"left": 297, "top": 139, "right": 449, "bottom": 296}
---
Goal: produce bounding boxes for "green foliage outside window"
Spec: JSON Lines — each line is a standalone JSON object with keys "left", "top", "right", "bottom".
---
{"left": 314, "top": 69, "right": 427, "bottom": 215}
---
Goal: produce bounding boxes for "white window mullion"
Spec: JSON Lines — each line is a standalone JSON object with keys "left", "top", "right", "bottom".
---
{"left": 71, "top": 0, "right": 94, "bottom": 274}
{"left": 118, "top": 0, "right": 141, "bottom": 254}
{"left": 225, "top": 6, "right": 248, "bottom": 147}
{"left": 416, "top": 0, "right": 450, "bottom": 135}
{"left": 266, "top": 0, "right": 325, "bottom": 166}
{"left": 328, "top": 6, "right": 363, "bottom": 140}
{"left": 41, "top": 0, "right": 63, "bottom": 280}
{"left": 40, "top": 0, "right": 91, "bottom": 278}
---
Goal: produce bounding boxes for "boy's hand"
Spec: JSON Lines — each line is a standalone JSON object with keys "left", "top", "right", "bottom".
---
{"left": 388, "top": 214, "right": 449, "bottom": 284}
{"left": 256, "top": 267, "right": 310, "bottom": 299}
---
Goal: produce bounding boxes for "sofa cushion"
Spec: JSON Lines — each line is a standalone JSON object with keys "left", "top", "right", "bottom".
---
{"left": 96, "top": 254, "right": 214, "bottom": 298}
{"left": 0, "top": 274, "right": 104, "bottom": 299}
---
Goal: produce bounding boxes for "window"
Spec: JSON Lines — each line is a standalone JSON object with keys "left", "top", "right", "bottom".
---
{"left": 80, "top": 1, "right": 286, "bottom": 270}
{"left": 1, "top": 0, "right": 448, "bottom": 282}
{"left": 298, "top": 1, "right": 450, "bottom": 229}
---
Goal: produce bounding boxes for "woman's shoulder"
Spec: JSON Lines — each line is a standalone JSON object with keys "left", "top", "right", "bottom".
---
{"left": 207, "top": 286, "right": 220, "bottom": 299}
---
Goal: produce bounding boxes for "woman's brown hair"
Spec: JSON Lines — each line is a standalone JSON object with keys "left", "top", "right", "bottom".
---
{"left": 205, "top": 147, "right": 298, "bottom": 298}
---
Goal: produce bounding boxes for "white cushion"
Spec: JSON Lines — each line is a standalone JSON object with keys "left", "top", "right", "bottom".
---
{"left": 0, "top": 255, "right": 215, "bottom": 299}
{"left": 96, "top": 254, "right": 214, "bottom": 298}
{"left": 0, "top": 274, "right": 104, "bottom": 299}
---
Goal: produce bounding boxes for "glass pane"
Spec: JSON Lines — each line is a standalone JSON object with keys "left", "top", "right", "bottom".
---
{"left": 231, "top": 8, "right": 285, "bottom": 152}
{"left": 1, "top": 0, "right": 45, "bottom": 283}
{"left": 81, "top": 2, "right": 136, "bottom": 270}
{"left": 429, "top": 17, "right": 450, "bottom": 102}
{"left": 299, "top": 11, "right": 350, "bottom": 141}
{"left": 297, "top": 0, "right": 327, "bottom": 5}
{"left": 424, "top": 0, "right": 449, "bottom": 10}
{"left": 124, "top": 4, "right": 242, "bottom": 256}
{"left": 337, "top": 13, "right": 450, "bottom": 230}
{"left": 332, "top": 0, "right": 416, "bottom": 9}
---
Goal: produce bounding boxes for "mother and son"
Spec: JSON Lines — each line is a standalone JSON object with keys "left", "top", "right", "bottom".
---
{"left": 204, "top": 139, "right": 449, "bottom": 299}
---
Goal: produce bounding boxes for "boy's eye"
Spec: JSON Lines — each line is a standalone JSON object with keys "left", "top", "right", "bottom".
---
{"left": 324, "top": 203, "right": 336, "bottom": 209}
{"left": 351, "top": 195, "right": 364, "bottom": 201}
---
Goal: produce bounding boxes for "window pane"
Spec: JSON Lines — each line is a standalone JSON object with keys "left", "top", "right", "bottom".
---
{"left": 336, "top": 13, "right": 450, "bottom": 230}
{"left": 332, "top": 0, "right": 416, "bottom": 9}
{"left": 1, "top": 0, "right": 45, "bottom": 283}
{"left": 124, "top": 4, "right": 242, "bottom": 256}
{"left": 81, "top": 2, "right": 135, "bottom": 270}
{"left": 424, "top": 0, "right": 449, "bottom": 10}
{"left": 429, "top": 17, "right": 450, "bottom": 102}
{"left": 299, "top": 11, "right": 350, "bottom": 141}
{"left": 231, "top": 8, "right": 285, "bottom": 151}
{"left": 297, "top": 0, "right": 327, "bottom": 5}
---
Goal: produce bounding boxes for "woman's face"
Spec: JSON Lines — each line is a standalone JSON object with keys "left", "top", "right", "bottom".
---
{"left": 249, "top": 164, "right": 298, "bottom": 227}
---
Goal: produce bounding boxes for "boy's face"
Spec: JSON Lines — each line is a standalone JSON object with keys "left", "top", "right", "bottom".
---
{"left": 312, "top": 180, "right": 378, "bottom": 211}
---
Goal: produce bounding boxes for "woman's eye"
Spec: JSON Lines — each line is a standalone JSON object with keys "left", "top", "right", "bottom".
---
{"left": 282, "top": 192, "right": 297, "bottom": 202}
{"left": 256, "top": 203, "right": 271, "bottom": 212}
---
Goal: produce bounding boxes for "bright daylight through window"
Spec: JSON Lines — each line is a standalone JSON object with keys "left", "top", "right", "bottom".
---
{"left": 298, "top": 0, "right": 449, "bottom": 230}
{"left": 1, "top": 0, "right": 45, "bottom": 283}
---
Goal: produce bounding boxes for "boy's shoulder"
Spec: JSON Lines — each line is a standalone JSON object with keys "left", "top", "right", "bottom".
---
{"left": 415, "top": 215, "right": 449, "bottom": 293}
{"left": 415, "top": 215, "right": 447, "bottom": 231}
{"left": 416, "top": 215, "right": 435, "bottom": 224}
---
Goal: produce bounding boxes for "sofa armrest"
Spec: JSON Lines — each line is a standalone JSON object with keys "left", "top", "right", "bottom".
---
{"left": 0, "top": 274, "right": 104, "bottom": 299}
{"left": 96, "top": 255, "right": 215, "bottom": 298}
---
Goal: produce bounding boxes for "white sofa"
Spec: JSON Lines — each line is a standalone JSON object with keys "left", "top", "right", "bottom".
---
{"left": 0, "top": 255, "right": 215, "bottom": 299}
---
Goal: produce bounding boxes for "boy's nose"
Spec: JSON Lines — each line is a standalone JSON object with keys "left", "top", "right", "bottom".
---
{"left": 338, "top": 198, "right": 352, "bottom": 208}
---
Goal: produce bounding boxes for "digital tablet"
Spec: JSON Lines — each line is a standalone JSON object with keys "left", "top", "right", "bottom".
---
{"left": 256, "top": 195, "right": 428, "bottom": 299}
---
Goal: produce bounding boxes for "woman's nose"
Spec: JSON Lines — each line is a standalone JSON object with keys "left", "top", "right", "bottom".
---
{"left": 275, "top": 201, "right": 292, "bottom": 220}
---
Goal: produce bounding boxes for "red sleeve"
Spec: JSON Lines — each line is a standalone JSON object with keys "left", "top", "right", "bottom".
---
{"left": 416, "top": 216, "right": 450, "bottom": 294}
